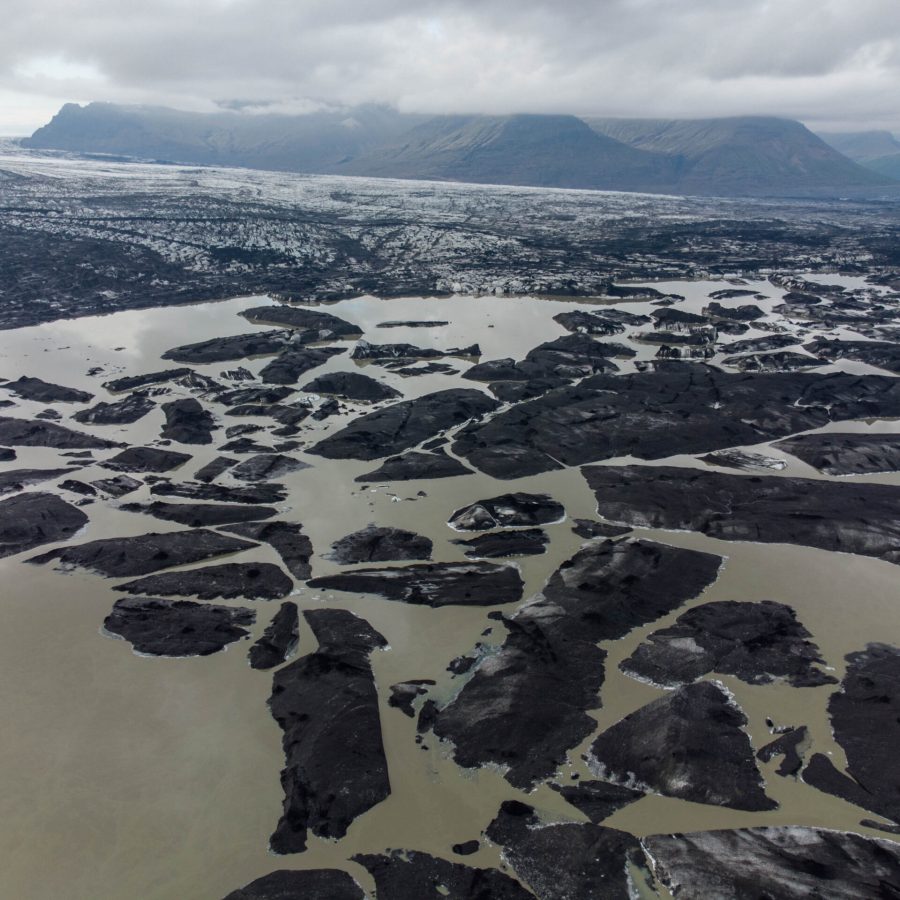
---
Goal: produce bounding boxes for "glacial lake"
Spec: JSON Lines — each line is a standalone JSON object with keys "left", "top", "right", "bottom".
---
{"left": 0, "top": 282, "right": 898, "bottom": 899}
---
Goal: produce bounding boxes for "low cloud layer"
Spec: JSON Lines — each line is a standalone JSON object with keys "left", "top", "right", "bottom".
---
{"left": 2, "top": 0, "right": 899, "bottom": 134}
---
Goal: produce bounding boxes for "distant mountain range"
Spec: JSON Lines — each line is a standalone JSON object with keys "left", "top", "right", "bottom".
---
{"left": 23, "top": 102, "right": 898, "bottom": 198}
{"left": 22, "top": 102, "right": 426, "bottom": 173}
{"left": 817, "top": 130, "right": 900, "bottom": 182}
{"left": 336, "top": 114, "right": 679, "bottom": 192}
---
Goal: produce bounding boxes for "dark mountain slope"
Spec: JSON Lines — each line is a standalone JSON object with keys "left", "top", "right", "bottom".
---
{"left": 23, "top": 102, "right": 425, "bottom": 173}
{"left": 855, "top": 154, "right": 900, "bottom": 181}
{"left": 586, "top": 116, "right": 894, "bottom": 195}
{"left": 337, "top": 113, "right": 678, "bottom": 191}
{"left": 818, "top": 129, "right": 900, "bottom": 161}
{"left": 818, "top": 129, "right": 900, "bottom": 181}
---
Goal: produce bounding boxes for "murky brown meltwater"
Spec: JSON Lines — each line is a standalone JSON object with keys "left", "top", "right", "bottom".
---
{"left": 0, "top": 283, "right": 898, "bottom": 899}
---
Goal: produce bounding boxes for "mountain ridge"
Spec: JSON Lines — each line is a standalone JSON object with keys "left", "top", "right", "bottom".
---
{"left": 817, "top": 129, "right": 900, "bottom": 182}
{"left": 24, "top": 102, "right": 426, "bottom": 173}
{"left": 585, "top": 116, "right": 890, "bottom": 195}
{"left": 337, "top": 114, "right": 680, "bottom": 191}
{"left": 23, "top": 102, "right": 898, "bottom": 198}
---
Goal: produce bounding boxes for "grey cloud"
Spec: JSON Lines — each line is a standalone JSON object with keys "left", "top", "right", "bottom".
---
{"left": 1, "top": 0, "right": 899, "bottom": 133}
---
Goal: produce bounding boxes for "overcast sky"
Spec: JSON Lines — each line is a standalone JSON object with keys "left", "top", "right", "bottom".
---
{"left": 2, "top": 0, "right": 899, "bottom": 135}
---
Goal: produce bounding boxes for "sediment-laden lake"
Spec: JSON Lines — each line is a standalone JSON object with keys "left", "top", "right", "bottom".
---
{"left": 1, "top": 279, "right": 899, "bottom": 899}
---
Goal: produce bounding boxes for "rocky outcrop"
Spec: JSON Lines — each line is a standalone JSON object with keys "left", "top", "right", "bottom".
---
{"left": 350, "top": 340, "right": 479, "bottom": 361}
{"left": 222, "top": 522, "right": 313, "bottom": 580}
{"left": 241, "top": 305, "right": 361, "bottom": 339}
{"left": 162, "top": 330, "right": 295, "bottom": 363}
{"left": 803, "top": 644, "right": 900, "bottom": 826}
{"left": 448, "top": 492, "right": 564, "bottom": 530}
{"left": 719, "top": 333, "right": 800, "bottom": 354}
{"left": 30, "top": 529, "right": 257, "bottom": 576}
{"left": 550, "top": 780, "right": 643, "bottom": 823}
{"left": 160, "top": 398, "right": 217, "bottom": 444}
{"left": 249, "top": 602, "right": 299, "bottom": 670}
{"left": 587, "top": 681, "right": 776, "bottom": 811}
{"left": 352, "top": 850, "right": 532, "bottom": 900}
{"left": 722, "top": 351, "right": 825, "bottom": 372}
{"left": 326, "top": 525, "right": 432, "bottom": 564}
{"left": 102, "top": 446, "right": 192, "bottom": 472}
{"left": 757, "top": 726, "right": 808, "bottom": 777}
{"left": 230, "top": 454, "right": 310, "bottom": 481}
{"left": 103, "top": 597, "right": 254, "bottom": 656}
{"left": 431, "top": 539, "right": 722, "bottom": 787}
{"left": 582, "top": 464, "right": 900, "bottom": 564}
{"left": 775, "top": 432, "right": 900, "bottom": 475}
{"left": 644, "top": 826, "right": 900, "bottom": 900}
{"left": 150, "top": 481, "right": 287, "bottom": 504}
{"left": 222, "top": 869, "right": 364, "bottom": 900}
{"left": 388, "top": 680, "right": 435, "bottom": 718}
{"left": 0, "top": 491, "right": 89, "bottom": 558}
{"left": 308, "top": 561, "right": 523, "bottom": 608}
{"left": 119, "top": 500, "right": 276, "bottom": 528}
{"left": 116, "top": 562, "right": 293, "bottom": 601}
{"left": 804, "top": 336, "right": 900, "bottom": 373}
{"left": 485, "top": 800, "right": 647, "bottom": 900}
{"left": 103, "top": 368, "right": 191, "bottom": 392}
{"left": 621, "top": 600, "right": 835, "bottom": 688}
{"left": 90, "top": 474, "right": 142, "bottom": 497}
{"left": 703, "top": 301, "right": 764, "bottom": 321}
{"left": 72, "top": 393, "right": 155, "bottom": 424}
{"left": 354, "top": 449, "right": 473, "bottom": 482}
{"left": 452, "top": 366, "right": 900, "bottom": 478}
{"left": 310, "top": 389, "right": 499, "bottom": 461}
{"left": 268, "top": 609, "right": 389, "bottom": 853}
{"left": 4, "top": 375, "right": 93, "bottom": 403}
{"left": 301, "top": 371, "right": 401, "bottom": 401}
{"left": 0, "top": 467, "right": 80, "bottom": 495}
{"left": 570, "top": 519, "right": 631, "bottom": 539}
{"left": 258, "top": 346, "right": 347, "bottom": 384}
{"left": 699, "top": 449, "right": 786, "bottom": 470}
{"left": 0, "top": 415, "right": 118, "bottom": 449}
{"left": 193, "top": 455, "right": 237, "bottom": 482}
{"left": 452, "top": 528, "right": 548, "bottom": 559}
